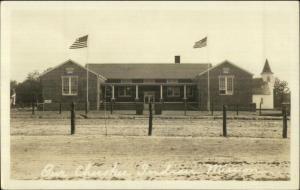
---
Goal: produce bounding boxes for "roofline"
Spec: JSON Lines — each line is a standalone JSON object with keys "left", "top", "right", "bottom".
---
{"left": 86, "top": 63, "right": 211, "bottom": 65}
{"left": 39, "top": 59, "right": 107, "bottom": 80}
{"left": 197, "top": 60, "right": 254, "bottom": 77}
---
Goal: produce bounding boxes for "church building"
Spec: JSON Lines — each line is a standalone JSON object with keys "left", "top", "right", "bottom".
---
{"left": 252, "top": 59, "right": 275, "bottom": 109}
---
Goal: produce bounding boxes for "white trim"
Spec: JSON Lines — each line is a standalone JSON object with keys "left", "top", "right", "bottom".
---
{"left": 135, "top": 85, "right": 139, "bottom": 99}
{"left": 218, "top": 75, "right": 234, "bottom": 95}
{"left": 96, "top": 77, "right": 100, "bottom": 110}
{"left": 183, "top": 85, "right": 187, "bottom": 99}
{"left": 160, "top": 85, "right": 163, "bottom": 99}
{"left": 111, "top": 85, "right": 115, "bottom": 99}
{"left": 61, "top": 76, "right": 78, "bottom": 96}
{"left": 197, "top": 60, "right": 254, "bottom": 77}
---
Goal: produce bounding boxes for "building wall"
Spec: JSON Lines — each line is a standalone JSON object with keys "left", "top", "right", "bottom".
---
{"left": 197, "top": 61, "right": 253, "bottom": 110}
{"left": 40, "top": 61, "right": 99, "bottom": 110}
{"left": 253, "top": 94, "right": 274, "bottom": 109}
{"left": 40, "top": 60, "right": 255, "bottom": 111}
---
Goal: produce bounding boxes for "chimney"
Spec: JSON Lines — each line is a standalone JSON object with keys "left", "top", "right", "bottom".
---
{"left": 175, "top": 55, "right": 180, "bottom": 64}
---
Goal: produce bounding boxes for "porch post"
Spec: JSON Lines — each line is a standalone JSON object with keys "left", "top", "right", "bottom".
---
{"left": 184, "top": 84, "right": 187, "bottom": 99}
{"left": 135, "top": 85, "right": 139, "bottom": 100}
{"left": 160, "top": 84, "right": 163, "bottom": 101}
{"left": 112, "top": 85, "right": 115, "bottom": 100}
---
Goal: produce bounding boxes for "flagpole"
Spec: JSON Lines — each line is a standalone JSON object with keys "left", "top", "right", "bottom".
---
{"left": 206, "top": 35, "right": 210, "bottom": 112}
{"left": 86, "top": 35, "right": 89, "bottom": 114}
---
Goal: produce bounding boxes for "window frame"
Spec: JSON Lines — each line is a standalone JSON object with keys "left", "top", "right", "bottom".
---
{"left": 118, "top": 86, "right": 132, "bottom": 97}
{"left": 167, "top": 86, "right": 181, "bottom": 97}
{"left": 186, "top": 86, "right": 194, "bottom": 97}
{"left": 167, "top": 79, "right": 178, "bottom": 83}
{"left": 219, "top": 75, "right": 234, "bottom": 95}
{"left": 61, "top": 76, "right": 78, "bottom": 96}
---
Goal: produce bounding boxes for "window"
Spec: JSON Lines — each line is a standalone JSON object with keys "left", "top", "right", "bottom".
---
{"left": 155, "top": 79, "right": 166, "bottom": 83}
{"left": 62, "top": 76, "right": 78, "bottom": 96}
{"left": 167, "top": 87, "right": 180, "bottom": 97}
{"left": 179, "top": 79, "right": 192, "bottom": 83}
{"left": 223, "top": 67, "right": 230, "bottom": 74}
{"left": 118, "top": 86, "right": 132, "bottom": 97}
{"left": 65, "top": 67, "right": 74, "bottom": 74}
{"left": 219, "top": 76, "right": 234, "bottom": 95}
{"left": 105, "top": 86, "right": 112, "bottom": 97}
{"left": 144, "top": 79, "right": 155, "bottom": 83}
{"left": 167, "top": 79, "right": 178, "bottom": 83}
{"left": 132, "top": 79, "right": 143, "bottom": 83}
{"left": 187, "top": 86, "right": 193, "bottom": 97}
{"left": 267, "top": 76, "right": 270, "bottom": 82}
{"left": 121, "top": 79, "right": 132, "bottom": 83}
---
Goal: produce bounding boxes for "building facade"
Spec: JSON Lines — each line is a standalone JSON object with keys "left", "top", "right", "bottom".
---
{"left": 40, "top": 57, "right": 265, "bottom": 111}
{"left": 252, "top": 59, "right": 275, "bottom": 109}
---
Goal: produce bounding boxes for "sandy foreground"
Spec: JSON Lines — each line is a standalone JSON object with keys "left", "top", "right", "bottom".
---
{"left": 10, "top": 111, "right": 290, "bottom": 181}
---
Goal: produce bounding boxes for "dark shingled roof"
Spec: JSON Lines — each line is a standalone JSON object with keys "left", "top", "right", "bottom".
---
{"left": 252, "top": 78, "right": 271, "bottom": 95}
{"left": 261, "top": 59, "right": 273, "bottom": 74}
{"left": 87, "top": 63, "right": 211, "bottom": 79}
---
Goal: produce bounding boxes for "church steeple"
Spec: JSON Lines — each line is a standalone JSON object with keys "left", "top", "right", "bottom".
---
{"left": 261, "top": 59, "right": 273, "bottom": 74}
{"left": 261, "top": 59, "right": 274, "bottom": 84}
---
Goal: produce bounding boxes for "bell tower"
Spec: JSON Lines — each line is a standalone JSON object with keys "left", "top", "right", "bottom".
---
{"left": 261, "top": 59, "right": 274, "bottom": 86}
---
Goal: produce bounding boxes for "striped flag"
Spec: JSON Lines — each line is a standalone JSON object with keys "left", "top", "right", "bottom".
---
{"left": 69, "top": 35, "right": 88, "bottom": 49}
{"left": 193, "top": 37, "right": 207, "bottom": 48}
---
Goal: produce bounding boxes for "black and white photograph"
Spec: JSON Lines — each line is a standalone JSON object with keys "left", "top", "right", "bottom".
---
{"left": 1, "top": 1, "right": 299, "bottom": 189}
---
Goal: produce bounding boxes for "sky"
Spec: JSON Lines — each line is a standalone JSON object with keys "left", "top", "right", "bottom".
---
{"left": 2, "top": 1, "right": 299, "bottom": 83}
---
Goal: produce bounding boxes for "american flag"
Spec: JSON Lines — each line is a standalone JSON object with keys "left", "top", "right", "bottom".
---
{"left": 193, "top": 37, "right": 207, "bottom": 48}
{"left": 69, "top": 35, "right": 88, "bottom": 49}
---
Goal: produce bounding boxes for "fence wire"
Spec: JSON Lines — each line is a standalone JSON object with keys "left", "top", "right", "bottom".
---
{"left": 10, "top": 109, "right": 289, "bottom": 139}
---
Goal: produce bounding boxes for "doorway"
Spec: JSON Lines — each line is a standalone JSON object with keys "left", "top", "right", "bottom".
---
{"left": 144, "top": 91, "right": 155, "bottom": 110}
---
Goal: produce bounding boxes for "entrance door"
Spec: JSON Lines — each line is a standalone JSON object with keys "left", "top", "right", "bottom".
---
{"left": 144, "top": 92, "right": 155, "bottom": 110}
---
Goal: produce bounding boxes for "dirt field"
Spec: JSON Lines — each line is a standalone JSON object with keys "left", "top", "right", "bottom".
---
{"left": 10, "top": 110, "right": 290, "bottom": 180}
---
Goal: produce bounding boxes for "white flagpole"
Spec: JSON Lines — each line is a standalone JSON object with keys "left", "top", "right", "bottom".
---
{"left": 86, "top": 35, "right": 89, "bottom": 114}
{"left": 206, "top": 36, "right": 210, "bottom": 112}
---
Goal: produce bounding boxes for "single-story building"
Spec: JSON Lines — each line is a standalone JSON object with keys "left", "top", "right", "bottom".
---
{"left": 39, "top": 56, "right": 272, "bottom": 111}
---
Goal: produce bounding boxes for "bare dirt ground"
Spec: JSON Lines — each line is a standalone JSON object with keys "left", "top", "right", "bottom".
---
{"left": 10, "top": 110, "right": 290, "bottom": 180}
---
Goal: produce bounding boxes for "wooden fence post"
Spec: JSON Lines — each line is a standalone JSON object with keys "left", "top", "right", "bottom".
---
{"left": 223, "top": 105, "right": 227, "bottom": 137}
{"left": 71, "top": 102, "right": 75, "bottom": 135}
{"left": 259, "top": 102, "right": 262, "bottom": 116}
{"left": 32, "top": 102, "right": 35, "bottom": 115}
{"left": 85, "top": 101, "right": 88, "bottom": 115}
{"left": 211, "top": 101, "right": 214, "bottom": 116}
{"left": 236, "top": 104, "right": 239, "bottom": 116}
{"left": 148, "top": 102, "right": 153, "bottom": 136}
{"left": 282, "top": 108, "right": 288, "bottom": 138}
{"left": 184, "top": 99, "right": 187, "bottom": 116}
{"left": 110, "top": 98, "right": 113, "bottom": 114}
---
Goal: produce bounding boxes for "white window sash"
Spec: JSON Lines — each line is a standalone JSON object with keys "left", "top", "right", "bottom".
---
{"left": 219, "top": 76, "right": 234, "bottom": 95}
{"left": 62, "top": 76, "right": 78, "bottom": 96}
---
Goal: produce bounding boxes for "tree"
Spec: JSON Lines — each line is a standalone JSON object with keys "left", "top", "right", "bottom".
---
{"left": 14, "top": 71, "right": 42, "bottom": 106}
{"left": 274, "top": 78, "right": 290, "bottom": 107}
{"left": 10, "top": 80, "right": 18, "bottom": 94}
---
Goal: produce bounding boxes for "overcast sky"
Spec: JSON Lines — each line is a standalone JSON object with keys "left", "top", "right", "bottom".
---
{"left": 3, "top": 1, "right": 299, "bottom": 83}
